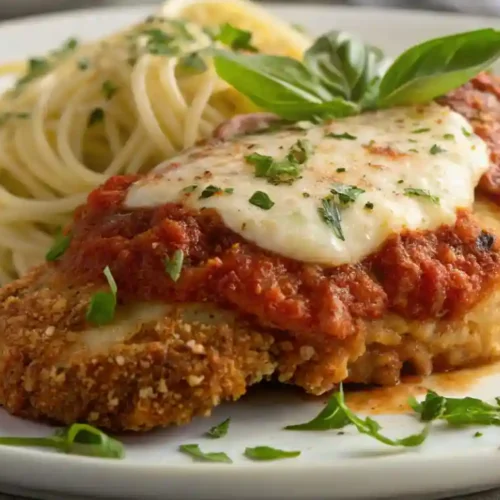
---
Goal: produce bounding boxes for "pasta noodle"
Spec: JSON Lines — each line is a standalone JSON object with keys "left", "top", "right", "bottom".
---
{"left": 0, "top": 16, "right": 253, "bottom": 284}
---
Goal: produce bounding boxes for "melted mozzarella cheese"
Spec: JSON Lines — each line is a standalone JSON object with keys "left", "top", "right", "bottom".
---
{"left": 125, "top": 103, "right": 489, "bottom": 266}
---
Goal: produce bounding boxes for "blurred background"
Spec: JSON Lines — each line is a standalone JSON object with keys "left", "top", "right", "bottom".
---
{"left": 2, "top": 0, "right": 500, "bottom": 21}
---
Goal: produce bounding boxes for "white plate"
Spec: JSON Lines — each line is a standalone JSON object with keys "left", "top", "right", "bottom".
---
{"left": 1, "top": 4, "right": 500, "bottom": 500}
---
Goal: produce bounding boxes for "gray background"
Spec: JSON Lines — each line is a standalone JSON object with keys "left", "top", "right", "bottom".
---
{"left": 1, "top": 0, "right": 500, "bottom": 499}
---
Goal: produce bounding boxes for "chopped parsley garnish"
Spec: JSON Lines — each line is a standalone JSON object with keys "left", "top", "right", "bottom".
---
{"left": 86, "top": 266, "right": 117, "bottom": 326}
{"left": 411, "top": 127, "right": 431, "bottom": 134}
{"left": 51, "top": 37, "right": 79, "bottom": 58}
{"left": 245, "top": 139, "right": 310, "bottom": 185}
{"left": 249, "top": 191, "right": 274, "bottom": 210}
{"left": 474, "top": 431, "right": 483, "bottom": 438}
{"left": 287, "top": 138, "right": 312, "bottom": 164}
{"left": 88, "top": 107, "right": 104, "bottom": 126}
{"left": 0, "top": 423, "right": 124, "bottom": 459}
{"left": 216, "top": 23, "right": 258, "bottom": 52}
{"left": 318, "top": 197, "right": 344, "bottom": 241}
{"left": 330, "top": 183, "right": 365, "bottom": 205}
{"left": 404, "top": 187, "right": 440, "bottom": 204}
{"left": 102, "top": 80, "right": 119, "bottom": 100}
{"left": 178, "top": 52, "right": 207, "bottom": 73}
{"left": 336, "top": 167, "right": 346, "bottom": 173}
{"left": 199, "top": 185, "right": 233, "bottom": 199}
{"left": 244, "top": 446, "right": 301, "bottom": 461}
{"left": 179, "top": 444, "right": 232, "bottom": 463}
{"left": 0, "top": 112, "right": 30, "bottom": 127}
{"left": 462, "top": 126, "right": 472, "bottom": 137}
{"left": 77, "top": 58, "right": 90, "bottom": 70}
{"left": 430, "top": 144, "right": 446, "bottom": 154}
{"left": 286, "top": 385, "right": 429, "bottom": 447}
{"left": 408, "top": 138, "right": 417, "bottom": 143}
{"left": 182, "top": 184, "right": 198, "bottom": 193}
{"left": 302, "top": 192, "right": 311, "bottom": 198}
{"left": 206, "top": 418, "right": 230, "bottom": 439}
{"left": 45, "top": 229, "right": 72, "bottom": 262}
{"left": 326, "top": 132, "right": 357, "bottom": 140}
{"left": 409, "top": 390, "right": 500, "bottom": 427}
{"left": 15, "top": 57, "right": 51, "bottom": 88}
{"left": 164, "top": 249, "right": 184, "bottom": 282}
{"left": 409, "top": 148, "right": 419, "bottom": 153}
{"left": 364, "top": 201, "right": 374, "bottom": 210}
{"left": 142, "top": 28, "right": 176, "bottom": 56}
{"left": 397, "top": 179, "right": 404, "bottom": 184}
{"left": 443, "top": 133, "right": 455, "bottom": 140}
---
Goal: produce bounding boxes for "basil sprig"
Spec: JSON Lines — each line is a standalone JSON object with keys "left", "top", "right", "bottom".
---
{"left": 214, "top": 28, "right": 500, "bottom": 120}
{"left": 378, "top": 29, "right": 500, "bottom": 107}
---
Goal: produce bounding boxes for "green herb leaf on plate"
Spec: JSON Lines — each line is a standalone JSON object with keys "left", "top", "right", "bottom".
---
{"left": 179, "top": 52, "right": 208, "bottom": 74}
{"left": 326, "top": 132, "right": 357, "bottom": 140}
{"left": 86, "top": 266, "right": 117, "bottom": 325}
{"left": 179, "top": 444, "right": 232, "bottom": 463}
{"left": 45, "top": 228, "right": 72, "bottom": 262}
{"left": 244, "top": 446, "right": 301, "bottom": 461}
{"left": 165, "top": 249, "right": 184, "bottom": 282}
{"left": 378, "top": 29, "right": 500, "bottom": 107}
{"left": 411, "top": 390, "right": 500, "bottom": 426}
{"left": 206, "top": 418, "right": 230, "bottom": 439}
{"left": 0, "top": 423, "right": 124, "bottom": 459}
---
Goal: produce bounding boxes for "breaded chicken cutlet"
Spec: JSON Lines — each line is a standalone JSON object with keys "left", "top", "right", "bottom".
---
{"left": 3, "top": 74, "right": 500, "bottom": 432}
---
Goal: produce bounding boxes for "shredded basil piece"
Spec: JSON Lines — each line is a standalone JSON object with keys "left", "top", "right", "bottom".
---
{"left": 326, "top": 132, "right": 357, "bottom": 140}
{"left": 287, "top": 385, "right": 429, "bottom": 447}
{"left": 318, "top": 197, "right": 344, "bottom": 241}
{"left": 462, "top": 126, "right": 472, "bottom": 137}
{"left": 45, "top": 229, "right": 72, "bottom": 262}
{"left": 164, "top": 249, "right": 184, "bottom": 282}
{"left": 77, "top": 58, "right": 90, "bottom": 70}
{"left": 411, "top": 128, "right": 430, "bottom": 134}
{"left": 86, "top": 266, "right": 117, "bottom": 326}
{"left": 404, "top": 187, "right": 440, "bottom": 204}
{"left": 244, "top": 446, "right": 301, "bottom": 461}
{"left": 430, "top": 144, "right": 446, "bottom": 154}
{"left": 182, "top": 185, "right": 198, "bottom": 193}
{"left": 331, "top": 183, "right": 365, "bottom": 205}
{"left": 216, "top": 23, "right": 258, "bottom": 52}
{"left": 206, "top": 418, "right": 230, "bottom": 439}
{"left": 0, "top": 423, "right": 124, "bottom": 459}
{"left": 179, "top": 444, "right": 232, "bottom": 463}
{"left": 249, "top": 191, "right": 274, "bottom": 210}
{"left": 443, "top": 133, "right": 455, "bottom": 140}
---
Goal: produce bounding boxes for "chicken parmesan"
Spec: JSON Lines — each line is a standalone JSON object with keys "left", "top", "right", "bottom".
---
{"left": 3, "top": 72, "right": 500, "bottom": 431}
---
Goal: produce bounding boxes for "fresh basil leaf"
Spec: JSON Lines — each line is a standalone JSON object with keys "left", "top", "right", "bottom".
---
{"left": 304, "top": 31, "right": 389, "bottom": 104}
{"left": 179, "top": 444, "right": 232, "bottom": 463}
{"left": 206, "top": 418, "right": 230, "bottom": 439}
{"left": 45, "top": 229, "right": 72, "bottom": 262}
{"left": 0, "top": 424, "right": 124, "bottom": 459}
{"left": 164, "top": 249, "right": 184, "bottom": 282}
{"left": 244, "top": 446, "right": 301, "bottom": 461}
{"left": 213, "top": 50, "right": 359, "bottom": 120}
{"left": 86, "top": 266, "right": 117, "bottom": 325}
{"left": 413, "top": 390, "right": 500, "bottom": 426}
{"left": 378, "top": 29, "right": 500, "bottom": 107}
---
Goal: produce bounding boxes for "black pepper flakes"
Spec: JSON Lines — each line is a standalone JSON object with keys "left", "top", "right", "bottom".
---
{"left": 476, "top": 231, "right": 495, "bottom": 251}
